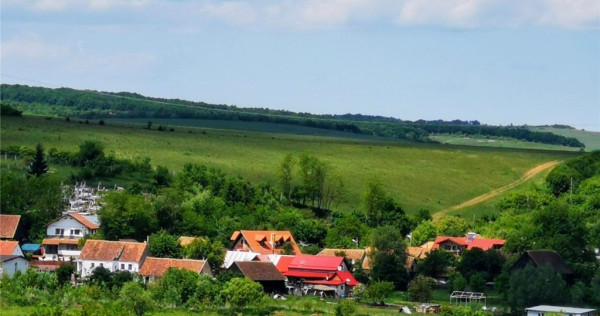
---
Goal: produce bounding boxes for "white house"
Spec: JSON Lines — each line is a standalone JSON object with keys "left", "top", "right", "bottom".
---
{"left": 41, "top": 213, "right": 99, "bottom": 261}
{"left": 77, "top": 240, "right": 148, "bottom": 278}
{"left": 526, "top": 305, "right": 596, "bottom": 316}
{"left": 0, "top": 255, "right": 29, "bottom": 277}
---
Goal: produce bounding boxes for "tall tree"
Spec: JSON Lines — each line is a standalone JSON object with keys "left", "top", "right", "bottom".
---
{"left": 369, "top": 225, "right": 410, "bottom": 290}
{"left": 278, "top": 153, "right": 296, "bottom": 200}
{"left": 26, "top": 144, "right": 49, "bottom": 178}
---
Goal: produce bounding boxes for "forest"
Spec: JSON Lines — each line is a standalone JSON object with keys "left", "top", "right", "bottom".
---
{"left": 0, "top": 84, "right": 585, "bottom": 148}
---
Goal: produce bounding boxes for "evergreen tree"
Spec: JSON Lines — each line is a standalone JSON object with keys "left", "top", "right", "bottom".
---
{"left": 26, "top": 144, "right": 48, "bottom": 178}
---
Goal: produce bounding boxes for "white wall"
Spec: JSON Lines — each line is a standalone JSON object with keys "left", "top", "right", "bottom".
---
{"left": 47, "top": 217, "right": 91, "bottom": 237}
{"left": 0, "top": 257, "right": 29, "bottom": 278}
{"left": 79, "top": 260, "right": 140, "bottom": 278}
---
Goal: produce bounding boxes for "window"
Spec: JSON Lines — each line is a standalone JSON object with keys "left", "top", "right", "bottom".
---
{"left": 121, "top": 264, "right": 125, "bottom": 270}
{"left": 444, "top": 245, "right": 451, "bottom": 250}
{"left": 55, "top": 228, "right": 64, "bottom": 236}
{"left": 128, "top": 264, "right": 132, "bottom": 270}
{"left": 45, "top": 245, "right": 58, "bottom": 254}
{"left": 100, "top": 263, "right": 103, "bottom": 267}
{"left": 91, "top": 263, "right": 95, "bottom": 268}
{"left": 65, "top": 244, "right": 78, "bottom": 251}
{"left": 70, "top": 229, "right": 81, "bottom": 236}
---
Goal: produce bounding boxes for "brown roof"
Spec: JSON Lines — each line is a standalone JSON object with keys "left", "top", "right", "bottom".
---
{"left": 316, "top": 249, "right": 366, "bottom": 261}
{"left": 526, "top": 250, "right": 573, "bottom": 274}
{"left": 230, "top": 230, "right": 301, "bottom": 255}
{"left": 80, "top": 240, "right": 147, "bottom": 263}
{"left": 0, "top": 240, "right": 19, "bottom": 255}
{"left": 42, "top": 237, "right": 80, "bottom": 245}
{"left": 0, "top": 215, "right": 21, "bottom": 239}
{"left": 406, "top": 246, "right": 430, "bottom": 259}
{"left": 232, "top": 261, "right": 286, "bottom": 281}
{"left": 67, "top": 213, "right": 99, "bottom": 230}
{"left": 139, "top": 257, "right": 207, "bottom": 277}
{"left": 178, "top": 236, "right": 202, "bottom": 247}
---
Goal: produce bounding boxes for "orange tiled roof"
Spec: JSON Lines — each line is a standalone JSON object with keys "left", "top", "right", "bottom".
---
{"left": 80, "top": 240, "right": 146, "bottom": 262}
{"left": 178, "top": 236, "right": 200, "bottom": 247}
{"left": 316, "top": 249, "right": 366, "bottom": 262}
{"left": 230, "top": 230, "right": 301, "bottom": 255}
{"left": 42, "top": 237, "right": 80, "bottom": 245}
{"left": 139, "top": 257, "right": 207, "bottom": 277}
{"left": 0, "top": 240, "right": 19, "bottom": 255}
{"left": 68, "top": 213, "right": 99, "bottom": 230}
{"left": 0, "top": 215, "right": 21, "bottom": 239}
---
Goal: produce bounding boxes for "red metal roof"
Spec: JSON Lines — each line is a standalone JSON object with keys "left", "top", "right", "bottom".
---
{"left": 0, "top": 215, "right": 20, "bottom": 239}
{"left": 284, "top": 270, "right": 335, "bottom": 279}
{"left": 275, "top": 256, "right": 294, "bottom": 273}
{"left": 335, "top": 271, "right": 359, "bottom": 286}
{"left": 288, "top": 254, "right": 344, "bottom": 271}
{"left": 433, "top": 236, "right": 505, "bottom": 251}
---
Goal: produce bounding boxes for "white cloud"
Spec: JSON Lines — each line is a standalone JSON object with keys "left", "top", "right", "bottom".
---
{"left": 1, "top": 35, "right": 70, "bottom": 59}
{"left": 198, "top": 1, "right": 257, "bottom": 25}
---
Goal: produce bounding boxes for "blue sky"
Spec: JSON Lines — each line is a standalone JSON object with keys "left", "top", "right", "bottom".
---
{"left": 2, "top": 0, "right": 599, "bottom": 130}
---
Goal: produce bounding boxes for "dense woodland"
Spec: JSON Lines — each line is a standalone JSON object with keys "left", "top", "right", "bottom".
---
{"left": 1, "top": 135, "right": 599, "bottom": 313}
{"left": 0, "top": 84, "right": 585, "bottom": 148}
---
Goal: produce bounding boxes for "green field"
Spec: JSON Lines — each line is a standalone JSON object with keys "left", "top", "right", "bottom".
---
{"left": 528, "top": 126, "right": 600, "bottom": 151}
{"left": 430, "top": 134, "right": 581, "bottom": 151}
{"left": 1, "top": 116, "right": 580, "bottom": 214}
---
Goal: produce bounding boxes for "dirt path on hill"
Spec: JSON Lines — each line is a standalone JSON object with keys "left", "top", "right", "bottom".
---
{"left": 432, "top": 160, "right": 560, "bottom": 221}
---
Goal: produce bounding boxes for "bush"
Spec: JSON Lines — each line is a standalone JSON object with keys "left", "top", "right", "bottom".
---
{"left": 408, "top": 275, "right": 435, "bottom": 302}
{"left": 221, "top": 277, "right": 265, "bottom": 309}
{"left": 363, "top": 281, "right": 394, "bottom": 305}
{"left": 335, "top": 299, "right": 357, "bottom": 316}
{"left": 120, "top": 282, "right": 154, "bottom": 316}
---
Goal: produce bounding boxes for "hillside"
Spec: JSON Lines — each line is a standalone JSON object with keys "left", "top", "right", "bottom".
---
{"left": 529, "top": 126, "right": 600, "bottom": 151}
{"left": 0, "top": 115, "right": 579, "bottom": 214}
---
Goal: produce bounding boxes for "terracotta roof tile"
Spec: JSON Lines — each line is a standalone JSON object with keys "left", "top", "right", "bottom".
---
{"left": 0, "top": 240, "right": 19, "bottom": 256}
{"left": 68, "top": 213, "right": 99, "bottom": 230}
{"left": 42, "top": 237, "right": 80, "bottom": 245}
{"left": 316, "top": 249, "right": 366, "bottom": 262}
{"left": 233, "top": 261, "right": 286, "bottom": 281}
{"left": 80, "top": 240, "right": 147, "bottom": 262}
{"left": 0, "top": 215, "right": 21, "bottom": 239}
{"left": 230, "top": 230, "right": 301, "bottom": 255}
{"left": 139, "top": 257, "right": 207, "bottom": 277}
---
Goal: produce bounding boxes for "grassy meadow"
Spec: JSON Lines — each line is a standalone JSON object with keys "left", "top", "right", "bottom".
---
{"left": 429, "top": 134, "right": 581, "bottom": 151}
{"left": 1, "top": 116, "right": 580, "bottom": 215}
{"left": 528, "top": 126, "right": 600, "bottom": 151}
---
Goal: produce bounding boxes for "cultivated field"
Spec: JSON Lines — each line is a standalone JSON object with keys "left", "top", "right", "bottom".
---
{"left": 1, "top": 116, "right": 580, "bottom": 214}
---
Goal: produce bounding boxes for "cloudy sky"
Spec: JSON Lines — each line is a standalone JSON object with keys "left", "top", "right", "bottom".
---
{"left": 2, "top": 0, "right": 599, "bottom": 130}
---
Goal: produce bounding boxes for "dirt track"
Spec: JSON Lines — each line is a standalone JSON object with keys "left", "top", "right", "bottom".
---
{"left": 432, "top": 160, "right": 559, "bottom": 221}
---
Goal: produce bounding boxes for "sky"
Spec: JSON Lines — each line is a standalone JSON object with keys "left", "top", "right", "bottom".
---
{"left": 1, "top": 0, "right": 599, "bottom": 131}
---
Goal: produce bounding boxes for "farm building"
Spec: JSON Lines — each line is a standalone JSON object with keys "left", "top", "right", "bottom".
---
{"left": 525, "top": 305, "right": 596, "bottom": 316}
{"left": 0, "top": 215, "right": 22, "bottom": 240}
{"left": 139, "top": 257, "right": 212, "bottom": 283}
{"left": 77, "top": 240, "right": 148, "bottom": 277}
{"left": 229, "top": 261, "right": 287, "bottom": 293}
{"left": 230, "top": 230, "right": 301, "bottom": 255}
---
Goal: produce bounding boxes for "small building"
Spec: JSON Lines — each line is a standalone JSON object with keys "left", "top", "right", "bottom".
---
{"left": 0, "top": 215, "right": 22, "bottom": 240}
{"left": 0, "top": 240, "right": 24, "bottom": 257}
{"left": 229, "top": 261, "right": 287, "bottom": 293}
{"left": 0, "top": 255, "right": 29, "bottom": 277}
{"left": 433, "top": 233, "right": 505, "bottom": 255}
{"left": 78, "top": 240, "right": 148, "bottom": 278}
{"left": 139, "top": 257, "right": 212, "bottom": 283}
{"left": 510, "top": 250, "right": 573, "bottom": 278}
{"left": 230, "top": 230, "right": 301, "bottom": 255}
{"left": 284, "top": 254, "right": 358, "bottom": 297}
{"left": 41, "top": 213, "right": 100, "bottom": 261}
{"left": 525, "top": 305, "right": 596, "bottom": 316}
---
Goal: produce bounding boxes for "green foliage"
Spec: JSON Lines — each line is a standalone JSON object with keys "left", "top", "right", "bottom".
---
{"left": 88, "top": 267, "right": 112, "bottom": 286}
{"left": 153, "top": 268, "right": 200, "bottom": 307}
{"left": 99, "top": 190, "right": 158, "bottom": 241}
{"left": 468, "top": 273, "right": 486, "bottom": 292}
{"left": 119, "top": 282, "right": 154, "bottom": 316}
{"left": 278, "top": 153, "right": 295, "bottom": 200}
{"left": 411, "top": 220, "right": 437, "bottom": 246}
{"left": 184, "top": 237, "right": 225, "bottom": 273}
{"left": 334, "top": 299, "right": 356, "bottom": 316}
{"left": 221, "top": 277, "right": 265, "bottom": 309}
{"left": 149, "top": 231, "right": 182, "bottom": 258}
{"left": 433, "top": 215, "right": 469, "bottom": 237}
{"left": 506, "top": 264, "right": 566, "bottom": 311}
{"left": 418, "top": 249, "right": 455, "bottom": 278}
{"left": 363, "top": 281, "right": 394, "bottom": 305}
{"left": 408, "top": 275, "right": 435, "bottom": 302}
{"left": 1, "top": 102, "right": 23, "bottom": 116}
{"left": 456, "top": 248, "right": 505, "bottom": 282}
{"left": 447, "top": 271, "right": 467, "bottom": 292}
{"left": 152, "top": 165, "right": 172, "bottom": 188}
{"left": 192, "top": 274, "right": 223, "bottom": 307}
{"left": 369, "top": 225, "right": 409, "bottom": 289}
{"left": 55, "top": 264, "right": 75, "bottom": 286}
{"left": 362, "top": 179, "right": 411, "bottom": 234}
{"left": 26, "top": 144, "right": 48, "bottom": 178}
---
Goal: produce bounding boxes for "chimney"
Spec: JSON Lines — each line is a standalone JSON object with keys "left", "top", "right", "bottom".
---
{"left": 270, "top": 233, "right": 275, "bottom": 253}
{"left": 467, "top": 232, "right": 476, "bottom": 242}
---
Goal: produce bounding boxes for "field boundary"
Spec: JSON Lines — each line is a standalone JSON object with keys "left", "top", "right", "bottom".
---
{"left": 432, "top": 160, "right": 560, "bottom": 220}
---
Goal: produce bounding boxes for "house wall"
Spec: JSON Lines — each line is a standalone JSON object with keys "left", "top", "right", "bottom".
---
{"left": 47, "top": 217, "right": 93, "bottom": 237}
{"left": 439, "top": 241, "right": 464, "bottom": 253}
{"left": 0, "top": 257, "right": 29, "bottom": 277}
{"left": 12, "top": 246, "right": 24, "bottom": 257}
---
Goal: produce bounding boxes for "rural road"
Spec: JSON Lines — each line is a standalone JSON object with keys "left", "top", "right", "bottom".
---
{"left": 432, "top": 160, "right": 560, "bottom": 221}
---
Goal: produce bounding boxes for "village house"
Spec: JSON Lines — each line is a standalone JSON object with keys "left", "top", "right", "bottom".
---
{"left": 230, "top": 230, "right": 301, "bottom": 255}
{"left": 0, "top": 240, "right": 28, "bottom": 277}
{"left": 77, "top": 240, "right": 148, "bottom": 278}
{"left": 229, "top": 261, "right": 287, "bottom": 293}
{"left": 281, "top": 254, "right": 358, "bottom": 297}
{"left": 139, "top": 257, "right": 212, "bottom": 284}
{"left": 0, "top": 214, "right": 22, "bottom": 240}
{"left": 510, "top": 250, "right": 574, "bottom": 281}
{"left": 433, "top": 233, "right": 505, "bottom": 255}
{"left": 0, "top": 240, "right": 24, "bottom": 257}
{"left": 41, "top": 213, "right": 100, "bottom": 261}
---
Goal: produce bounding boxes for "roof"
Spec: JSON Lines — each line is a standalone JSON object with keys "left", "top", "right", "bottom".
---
{"left": 316, "top": 249, "right": 366, "bottom": 262}
{"left": 29, "top": 260, "right": 64, "bottom": 271}
{"left": 0, "top": 255, "right": 24, "bottom": 262}
{"left": 433, "top": 236, "right": 505, "bottom": 251}
{"left": 406, "top": 246, "right": 430, "bottom": 259}
{"left": 0, "top": 240, "right": 19, "bottom": 255}
{"left": 67, "top": 213, "right": 100, "bottom": 230}
{"left": 230, "top": 230, "right": 301, "bottom": 255}
{"left": 222, "top": 250, "right": 260, "bottom": 269}
{"left": 21, "top": 244, "right": 41, "bottom": 252}
{"left": 0, "top": 215, "right": 21, "bottom": 239}
{"left": 42, "top": 237, "right": 80, "bottom": 245}
{"left": 139, "top": 257, "right": 207, "bottom": 277}
{"left": 526, "top": 305, "right": 596, "bottom": 313}
{"left": 232, "top": 261, "right": 286, "bottom": 281}
{"left": 525, "top": 250, "right": 573, "bottom": 274}
{"left": 303, "top": 270, "right": 359, "bottom": 286}
{"left": 335, "top": 270, "right": 359, "bottom": 286}
{"left": 178, "top": 236, "right": 200, "bottom": 247}
{"left": 275, "top": 256, "right": 294, "bottom": 273}
{"left": 285, "top": 270, "right": 335, "bottom": 279}
{"left": 289, "top": 255, "right": 344, "bottom": 271}
{"left": 80, "top": 240, "right": 147, "bottom": 262}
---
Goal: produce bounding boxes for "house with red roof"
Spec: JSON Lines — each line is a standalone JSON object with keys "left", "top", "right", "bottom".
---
{"left": 77, "top": 240, "right": 148, "bottom": 278}
{"left": 433, "top": 233, "right": 505, "bottom": 255}
{"left": 230, "top": 230, "right": 301, "bottom": 255}
{"left": 283, "top": 254, "right": 358, "bottom": 297}
{"left": 0, "top": 240, "right": 28, "bottom": 277}
{"left": 0, "top": 215, "right": 22, "bottom": 240}
{"left": 41, "top": 213, "right": 100, "bottom": 261}
{"left": 139, "top": 257, "right": 212, "bottom": 283}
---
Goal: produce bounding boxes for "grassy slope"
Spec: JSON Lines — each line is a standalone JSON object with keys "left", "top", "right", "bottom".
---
{"left": 430, "top": 134, "right": 580, "bottom": 151}
{"left": 528, "top": 127, "right": 600, "bottom": 151}
{"left": 1, "top": 116, "right": 579, "bottom": 214}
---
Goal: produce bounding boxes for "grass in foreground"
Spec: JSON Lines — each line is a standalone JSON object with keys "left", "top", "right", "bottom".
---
{"left": 1, "top": 116, "right": 580, "bottom": 214}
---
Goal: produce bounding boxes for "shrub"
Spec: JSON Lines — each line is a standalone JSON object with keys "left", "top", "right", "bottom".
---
{"left": 221, "top": 277, "right": 265, "bottom": 309}
{"left": 408, "top": 275, "right": 435, "bottom": 302}
{"left": 335, "top": 299, "right": 357, "bottom": 316}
